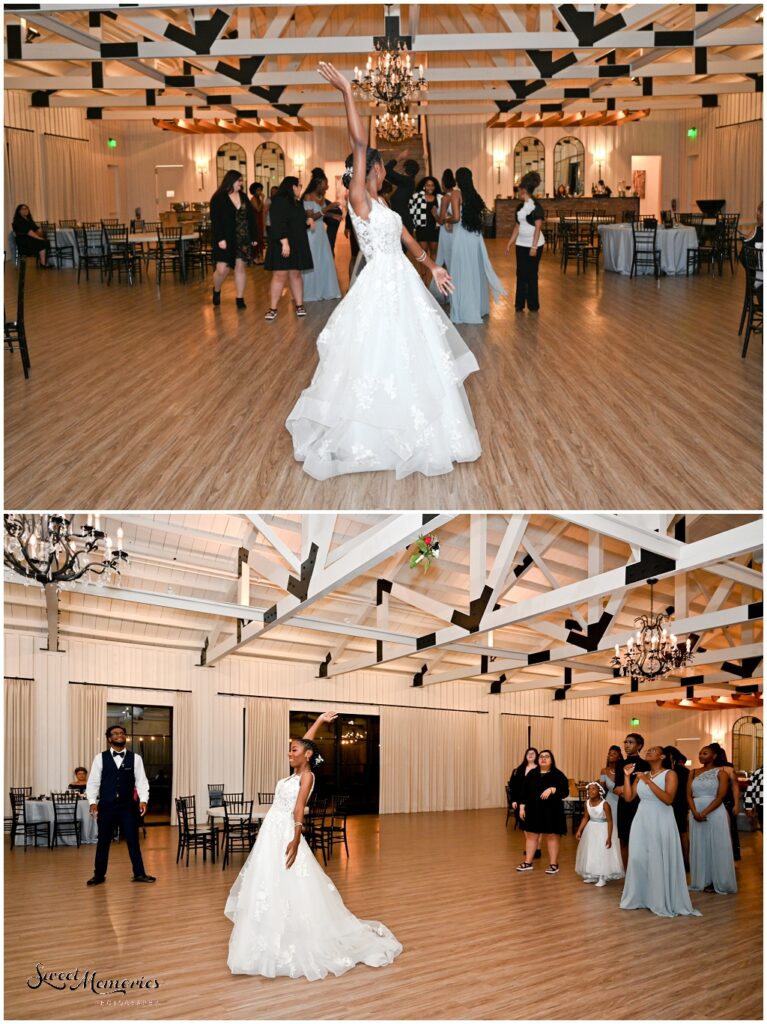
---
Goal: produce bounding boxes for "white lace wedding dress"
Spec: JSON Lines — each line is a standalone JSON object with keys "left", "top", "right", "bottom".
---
{"left": 286, "top": 197, "right": 482, "bottom": 479}
{"left": 225, "top": 773, "right": 402, "bottom": 979}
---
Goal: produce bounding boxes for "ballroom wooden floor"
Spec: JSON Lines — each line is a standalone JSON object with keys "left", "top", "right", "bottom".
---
{"left": 4, "top": 809, "right": 762, "bottom": 1020}
{"left": 4, "top": 243, "right": 761, "bottom": 510}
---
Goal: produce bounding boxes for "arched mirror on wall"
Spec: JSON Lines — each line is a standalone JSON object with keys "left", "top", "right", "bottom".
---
{"left": 513, "top": 136, "right": 545, "bottom": 189}
{"left": 216, "top": 142, "right": 247, "bottom": 187}
{"left": 254, "top": 142, "right": 286, "bottom": 190}
{"left": 732, "top": 716, "right": 763, "bottom": 773}
{"left": 553, "top": 136, "right": 585, "bottom": 196}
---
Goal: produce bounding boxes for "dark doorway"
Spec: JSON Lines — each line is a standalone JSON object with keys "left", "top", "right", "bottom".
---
{"left": 106, "top": 703, "right": 173, "bottom": 825}
{"left": 289, "top": 712, "right": 379, "bottom": 814}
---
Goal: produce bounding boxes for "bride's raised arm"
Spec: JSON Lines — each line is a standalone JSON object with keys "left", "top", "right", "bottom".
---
{"left": 317, "top": 62, "right": 369, "bottom": 218}
{"left": 302, "top": 710, "right": 338, "bottom": 742}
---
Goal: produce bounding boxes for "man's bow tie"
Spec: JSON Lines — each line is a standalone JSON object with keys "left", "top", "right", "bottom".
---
{"left": 112, "top": 751, "right": 125, "bottom": 757}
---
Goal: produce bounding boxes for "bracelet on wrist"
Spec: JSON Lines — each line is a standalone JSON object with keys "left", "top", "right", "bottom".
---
{"left": 415, "top": 249, "right": 427, "bottom": 263}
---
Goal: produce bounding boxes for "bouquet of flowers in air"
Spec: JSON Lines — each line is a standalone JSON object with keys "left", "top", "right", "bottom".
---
{"left": 409, "top": 533, "right": 440, "bottom": 573}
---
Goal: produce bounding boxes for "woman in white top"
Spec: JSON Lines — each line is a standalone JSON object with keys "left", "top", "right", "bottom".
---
{"left": 505, "top": 171, "right": 545, "bottom": 312}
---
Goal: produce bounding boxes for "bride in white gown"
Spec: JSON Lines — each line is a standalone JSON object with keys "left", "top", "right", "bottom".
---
{"left": 225, "top": 711, "right": 402, "bottom": 979}
{"left": 286, "top": 62, "right": 481, "bottom": 480}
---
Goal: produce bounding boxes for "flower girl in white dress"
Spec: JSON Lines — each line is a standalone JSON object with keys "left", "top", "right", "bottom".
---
{"left": 574, "top": 782, "right": 625, "bottom": 887}
{"left": 225, "top": 711, "right": 402, "bottom": 979}
{"left": 286, "top": 62, "right": 482, "bottom": 480}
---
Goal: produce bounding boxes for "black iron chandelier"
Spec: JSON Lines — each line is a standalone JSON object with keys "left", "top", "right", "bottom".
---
{"left": 4, "top": 513, "right": 128, "bottom": 586}
{"left": 611, "top": 579, "right": 694, "bottom": 681}
{"left": 352, "top": 6, "right": 427, "bottom": 109}
{"left": 375, "top": 105, "right": 418, "bottom": 143}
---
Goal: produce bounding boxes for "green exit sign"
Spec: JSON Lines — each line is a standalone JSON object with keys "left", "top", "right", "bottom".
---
{"left": 107, "top": 137, "right": 117, "bottom": 149}
{"left": 687, "top": 127, "right": 698, "bottom": 139}
{"left": 630, "top": 717, "right": 640, "bottom": 727}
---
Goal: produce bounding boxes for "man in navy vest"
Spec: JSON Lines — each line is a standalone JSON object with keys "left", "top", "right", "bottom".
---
{"left": 85, "top": 724, "right": 155, "bottom": 885}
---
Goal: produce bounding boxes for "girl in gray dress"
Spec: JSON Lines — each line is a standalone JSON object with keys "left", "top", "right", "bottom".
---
{"left": 302, "top": 176, "right": 341, "bottom": 302}
{"left": 688, "top": 746, "right": 737, "bottom": 894}
{"left": 445, "top": 167, "right": 506, "bottom": 324}
{"left": 599, "top": 744, "right": 623, "bottom": 824}
{"left": 619, "top": 745, "right": 701, "bottom": 917}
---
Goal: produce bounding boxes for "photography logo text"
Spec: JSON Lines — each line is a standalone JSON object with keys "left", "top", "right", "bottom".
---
{"left": 27, "top": 963, "right": 160, "bottom": 995}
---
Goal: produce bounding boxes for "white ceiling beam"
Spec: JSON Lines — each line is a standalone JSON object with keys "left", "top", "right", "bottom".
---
{"left": 470, "top": 514, "right": 488, "bottom": 601}
{"left": 324, "top": 521, "right": 762, "bottom": 679}
{"left": 695, "top": 4, "right": 762, "bottom": 38}
{"left": 11, "top": 27, "right": 761, "bottom": 62}
{"left": 206, "top": 514, "right": 458, "bottom": 665}
{"left": 245, "top": 514, "right": 300, "bottom": 571}
{"left": 557, "top": 515, "right": 683, "bottom": 559}
{"left": 63, "top": 582, "right": 265, "bottom": 623}
{"left": 704, "top": 561, "right": 763, "bottom": 588}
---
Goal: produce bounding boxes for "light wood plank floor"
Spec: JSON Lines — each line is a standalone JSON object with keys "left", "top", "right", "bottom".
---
{"left": 4, "top": 809, "right": 762, "bottom": 1020}
{"left": 5, "top": 246, "right": 761, "bottom": 510}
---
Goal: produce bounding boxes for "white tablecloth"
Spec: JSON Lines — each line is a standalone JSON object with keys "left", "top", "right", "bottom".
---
{"left": 23, "top": 799, "right": 98, "bottom": 845}
{"left": 598, "top": 223, "right": 698, "bottom": 275}
{"left": 52, "top": 229, "right": 199, "bottom": 268}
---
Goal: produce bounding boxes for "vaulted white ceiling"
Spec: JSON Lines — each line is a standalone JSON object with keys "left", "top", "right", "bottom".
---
{"left": 4, "top": 4, "right": 763, "bottom": 125}
{"left": 4, "top": 512, "right": 763, "bottom": 707}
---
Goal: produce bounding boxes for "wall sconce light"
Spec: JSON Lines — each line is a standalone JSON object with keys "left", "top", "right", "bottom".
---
{"left": 493, "top": 152, "right": 505, "bottom": 185}
{"left": 196, "top": 158, "right": 209, "bottom": 190}
{"left": 295, "top": 155, "right": 306, "bottom": 177}
{"left": 594, "top": 146, "right": 606, "bottom": 179}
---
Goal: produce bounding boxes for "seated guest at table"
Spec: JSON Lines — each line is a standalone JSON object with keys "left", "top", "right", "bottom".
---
{"left": 68, "top": 766, "right": 88, "bottom": 793}
{"left": 211, "top": 169, "right": 258, "bottom": 309}
{"left": 505, "top": 171, "right": 545, "bottom": 313}
{"left": 556, "top": 184, "right": 569, "bottom": 199}
{"left": 85, "top": 725, "right": 155, "bottom": 886}
{"left": 12, "top": 204, "right": 51, "bottom": 267}
{"left": 596, "top": 179, "right": 612, "bottom": 197}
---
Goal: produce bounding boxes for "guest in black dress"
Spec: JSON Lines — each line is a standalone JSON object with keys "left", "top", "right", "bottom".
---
{"left": 518, "top": 750, "right": 569, "bottom": 874}
{"left": 68, "top": 766, "right": 88, "bottom": 794}
{"left": 409, "top": 176, "right": 442, "bottom": 281}
{"left": 614, "top": 733, "right": 650, "bottom": 867}
{"left": 264, "top": 175, "right": 313, "bottom": 321}
{"left": 508, "top": 747, "right": 538, "bottom": 835}
{"left": 210, "top": 170, "right": 257, "bottom": 309}
{"left": 12, "top": 204, "right": 51, "bottom": 267}
{"left": 664, "top": 745, "right": 691, "bottom": 869}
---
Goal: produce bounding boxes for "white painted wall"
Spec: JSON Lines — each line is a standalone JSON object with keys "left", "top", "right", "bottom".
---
{"left": 6, "top": 92, "right": 762, "bottom": 235}
{"left": 5, "top": 631, "right": 755, "bottom": 813}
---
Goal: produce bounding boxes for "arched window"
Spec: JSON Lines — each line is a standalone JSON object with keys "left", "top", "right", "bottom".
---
{"left": 553, "top": 136, "right": 585, "bottom": 196}
{"left": 254, "top": 141, "right": 286, "bottom": 190}
{"left": 216, "top": 142, "right": 247, "bottom": 187}
{"left": 513, "top": 136, "right": 545, "bottom": 188}
{"left": 732, "top": 715, "right": 763, "bottom": 773}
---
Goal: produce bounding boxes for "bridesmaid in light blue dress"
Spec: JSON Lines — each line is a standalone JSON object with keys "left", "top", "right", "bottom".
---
{"left": 599, "top": 744, "right": 623, "bottom": 825}
{"left": 302, "top": 180, "right": 341, "bottom": 302}
{"left": 446, "top": 167, "right": 506, "bottom": 324}
{"left": 620, "top": 745, "right": 701, "bottom": 917}
{"left": 688, "top": 746, "right": 737, "bottom": 894}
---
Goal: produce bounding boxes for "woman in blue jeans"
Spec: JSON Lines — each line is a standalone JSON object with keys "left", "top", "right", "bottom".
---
{"left": 505, "top": 171, "right": 545, "bottom": 311}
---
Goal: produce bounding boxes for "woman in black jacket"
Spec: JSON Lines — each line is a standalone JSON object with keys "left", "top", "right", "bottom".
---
{"left": 210, "top": 170, "right": 257, "bottom": 309}
{"left": 518, "top": 749, "right": 569, "bottom": 874}
{"left": 263, "top": 176, "right": 313, "bottom": 321}
{"left": 12, "top": 204, "right": 51, "bottom": 267}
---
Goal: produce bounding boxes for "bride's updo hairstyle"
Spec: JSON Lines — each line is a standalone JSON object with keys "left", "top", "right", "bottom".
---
{"left": 342, "top": 148, "right": 382, "bottom": 188}
{"left": 294, "top": 737, "right": 321, "bottom": 769}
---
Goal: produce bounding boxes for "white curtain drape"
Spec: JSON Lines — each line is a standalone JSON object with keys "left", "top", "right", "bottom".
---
{"left": 5, "top": 678, "right": 34, "bottom": 812}
{"left": 244, "top": 698, "right": 289, "bottom": 800}
{"left": 69, "top": 683, "right": 105, "bottom": 780}
{"left": 380, "top": 707, "right": 485, "bottom": 813}
{"left": 562, "top": 719, "right": 611, "bottom": 782}
{"left": 529, "top": 716, "right": 553, "bottom": 753}
{"left": 42, "top": 135, "right": 85, "bottom": 223}
{"left": 171, "top": 691, "right": 194, "bottom": 824}
{"left": 5, "top": 129, "right": 41, "bottom": 240}
{"left": 502, "top": 715, "right": 530, "bottom": 784}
